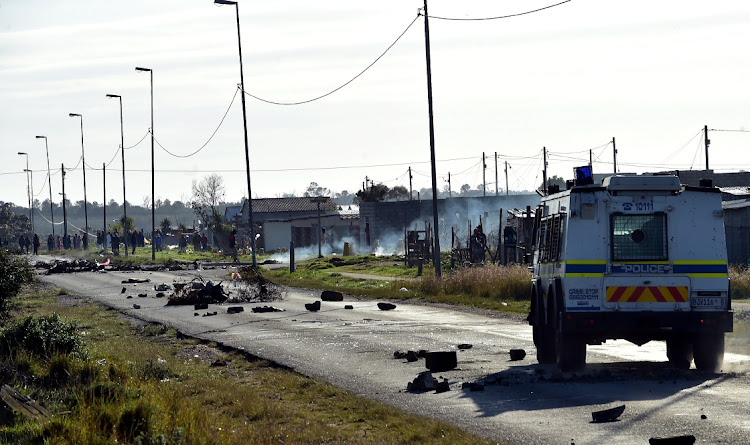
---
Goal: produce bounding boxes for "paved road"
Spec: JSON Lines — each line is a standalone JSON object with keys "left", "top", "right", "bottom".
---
{"left": 37, "top": 261, "right": 750, "bottom": 445}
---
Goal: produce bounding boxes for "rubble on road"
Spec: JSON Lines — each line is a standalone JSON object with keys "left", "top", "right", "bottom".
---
{"left": 591, "top": 405, "right": 625, "bottom": 423}
{"left": 321, "top": 290, "right": 343, "bottom": 301}
{"left": 425, "top": 351, "right": 457, "bottom": 372}
{"left": 407, "top": 371, "right": 436, "bottom": 391}
{"left": 251, "top": 306, "right": 284, "bottom": 313}
{"left": 305, "top": 301, "right": 321, "bottom": 312}
{"left": 227, "top": 306, "right": 244, "bottom": 314}
{"left": 344, "top": 305, "right": 354, "bottom": 310}
{"left": 457, "top": 343, "right": 473, "bottom": 350}
{"left": 648, "top": 435, "right": 696, "bottom": 445}
{"left": 232, "top": 266, "right": 284, "bottom": 302}
{"left": 123, "top": 278, "right": 151, "bottom": 284}
{"left": 154, "top": 283, "right": 172, "bottom": 291}
{"left": 434, "top": 380, "right": 450, "bottom": 393}
{"left": 377, "top": 302, "right": 396, "bottom": 311}
{"left": 462, "top": 382, "right": 485, "bottom": 391}
{"left": 509, "top": 349, "right": 526, "bottom": 361}
{"left": 167, "top": 279, "right": 229, "bottom": 306}
{"left": 38, "top": 259, "right": 104, "bottom": 274}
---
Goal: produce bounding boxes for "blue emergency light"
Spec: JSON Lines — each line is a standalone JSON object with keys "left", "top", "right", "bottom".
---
{"left": 574, "top": 165, "right": 594, "bottom": 185}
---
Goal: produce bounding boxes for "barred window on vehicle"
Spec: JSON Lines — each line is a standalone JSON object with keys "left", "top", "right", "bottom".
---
{"left": 611, "top": 213, "right": 667, "bottom": 261}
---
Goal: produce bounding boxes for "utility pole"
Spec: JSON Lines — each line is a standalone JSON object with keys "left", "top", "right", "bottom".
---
{"left": 103, "top": 163, "right": 106, "bottom": 240}
{"left": 482, "top": 152, "right": 487, "bottom": 197}
{"left": 704, "top": 125, "right": 710, "bottom": 170}
{"left": 612, "top": 137, "right": 617, "bottom": 174}
{"left": 445, "top": 172, "right": 452, "bottom": 198}
{"left": 61, "top": 164, "right": 68, "bottom": 238}
{"left": 589, "top": 149, "right": 593, "bottom": 167}
{"left": 422, "top": 0, "right": 441, "bottom": 277}
{"left": 409, "top": 167, "right": 413, "bottom": 200}
{"left": 494, "top": 152, "right": 499, "bottom": 196}
{"left": 542, "top": 147, "right": 548, "bottom": 195}
{"left": 505, "top": 161, "right": 509, "bottom": 196}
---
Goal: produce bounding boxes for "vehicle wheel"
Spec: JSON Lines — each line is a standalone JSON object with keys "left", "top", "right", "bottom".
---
{"left": 666, "top": 338, "right": 693, "bottom": 370}
{"left": 534, "top": 292, "right": 556, "bottom": 364}
{"left": 693, "top": 333, "right": 724, "bottom": 372}
{"left": 556, "top": 331, "right": 586, "bottom": 372}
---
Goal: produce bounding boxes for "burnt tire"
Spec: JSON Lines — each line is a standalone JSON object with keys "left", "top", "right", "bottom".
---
{"left": 556, "top": 331, "right": 586, "bottom": 372}
{"left": 666, "top": 339, "right": 693, "bottom": 370}
{"left": 693, "top": 333, "right": 724, "bottom": 372}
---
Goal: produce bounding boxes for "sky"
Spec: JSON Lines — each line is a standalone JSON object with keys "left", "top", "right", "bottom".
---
{"left": 2, "top": 0, "right": 750, "bottom": 209}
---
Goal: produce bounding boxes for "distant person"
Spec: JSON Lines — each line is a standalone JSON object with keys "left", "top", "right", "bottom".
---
{"left": 18, "top": 234, "right": 25, "bottom": 254}
{"left": 192, "top": 232, "right": 201, "bottom": 251}
{"left": 229, "top": 229, "right": 238, "bottom": 262}
{"left": 138, "top": 230, "right": 145, "bottom": 248}
{"left": 24, "top": 235, "right": 31, "bottom": 254}
{"left": 131, "top": 230, "right": 137, "bottom": 254}
{"left": 56, "top": 235, "right": 62, "bottom": 250}
{"left": 470, "top": 225, "right": 486, "bottom": 263}
{"left": 32, "top": 234, "right": 39, "bottom": 255}
{"left": 47, "top": 234, "right": 54, "bottom": 251}
{"left": 112, "top": 230, "right": 120, "bottom": 256}
{"left": 154, "top": 231, "right": 162, "bottom": 252}
{"left": 201, "top": 233, "right": 208, "bottom": 251}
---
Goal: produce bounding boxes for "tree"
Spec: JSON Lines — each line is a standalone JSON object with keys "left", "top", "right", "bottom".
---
{"left": 0, "top": 202, "right": 31, "bottom": 240}
{"left": 191, "top": 174, "right": 228, "bottom": 249}
{"left": 0, "top": 249, "right": 33, "bottom": 324}
{"left": 160, "top": 217, "right": 172, "bottom": 233}
{"left": 303, "top": 182, "right": 331, "bottom": 198}
{"left": 385, "top": 186, "right": 409, "bottom": 201}
{"left": 334, "top": 190, "right": 354, "bottom": 204}
{"left": 540, "top": 175, "right": 566, "bottom": 192}
{"left": 355, "top": 183, "right": 389, "bottom": 203}
{"left": 460, "top": 184, "right": 472, "bottom": 195}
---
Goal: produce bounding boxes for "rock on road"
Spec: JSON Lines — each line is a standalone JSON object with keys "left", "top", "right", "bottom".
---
{"left": 39, "top": 264, "right": 750, "bottom": 445}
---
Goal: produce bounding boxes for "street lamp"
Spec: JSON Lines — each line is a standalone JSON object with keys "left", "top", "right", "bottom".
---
{"left": 35, "top": 136, "right": 55, "bottom": 236}
{"left": 215, "top": 0, "right": 257, "bottom": 267}
{"left": 17, "top": 152, "right": 32, "bottom": 232}
{"left": 135, "top": 67, "right": 155, "bottom": 260}
{"left": 68, "top": 113, "right": 89, "bottom": 249}
{"left": 106, "top": 93, "right": 128, "bottom": 257}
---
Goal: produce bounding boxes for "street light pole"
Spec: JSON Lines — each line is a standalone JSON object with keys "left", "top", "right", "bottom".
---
{"left": 215, "top": 0, "right": 257, "bottom": 267}
{"left": 35, "top": 136, "right": 55, "bottom": 236}
{"left": 135, "top": 67, "right": 155, "bottom": 260}
{"left": 69, "top": 113, "right": 89, "bottom": 249}
{"left": 61, "top": 164, "right": 68, "bottom": 238}
{"left": 17, "top": 152, "right": 32, "bottom": 232}
{"left": 106, "top": 93, "right": 128, "bottom": 257}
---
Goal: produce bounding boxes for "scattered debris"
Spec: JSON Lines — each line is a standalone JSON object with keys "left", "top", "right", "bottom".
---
{"left": 154, "top": 283, "right": 172, "bottom": 291}
{"left": 394, "top": 350, "right": 407, "bottom": 359}
{"left": 462, "top": 382, "right": 484, "bottom": 391}
{"left": 211, "top": 359, "right": 228, "bottom": 367}
{"left": 321, "top": 290, "right": 344, "bottom": 301}
{"left": 457, "top": 343, "right": 473, "bottom": 350}
{"left": 305, "top": 301, "right": 321, "bottom": 312}
{"left": 138, "top": 293, "right": 147, "bottom": 298}
{"left": 405, "top": 351, "right": 419, "bottom": 362}
{"left": 194, "top": 303, "right": 209, "bottom": 310}
{"left": 648, "top": 435, "right": 696, "bottom": 445}
{"left": 0, "top": 384, "right": 51, "bottom": 425}
{"left": 399, "top": 287, "right": 408, "bottom": 292}
{"left": 232, "top": 266, "right": 284, "bottom": 302}
{"left": 252, "top": 306, "right": 285, "bottom": 313}
{"left": 121, "top": 287, "right": 126, "bottom": 294}
{"left": 126, "top": 296, "right": 133, "bottom": 299}
{"left": 407, "top": 371, "right": 436, "bottom": 391}
{"left": 418, "top": 349, "right": 428, "bottom": 358}
{"left": 155, "top": 292, "right": 165, "bottom": 298}
{"left": 700, "top": 414, "right": 707, "bottom": 420}
{"left": 425, "top": 351, "right": 457, "bottom": 372}
{"left": 509, "top": 349, "right": 527, "bottom": 361}
{"left": 344, "top": 305, "right": 354, "bottom": 310}
{"left": 203, "top": 312, "right": 218, "bottom": 317}
{"left": 122, "top": 278, "right": 151, "bottom": 284}
{"left": 377, "top": 302, "right": 396, "bottom": 311}
{"left": 133, "top": 304, "right": 141, "bottom": 309}
{"left": 194, "top": 313, "right": 199, "bottom": 316}
{"left": 227, "top": 306, "right": 244, "bottom": 314}
{"left": 434, "top": 380, "right": 450, "bottom": 393}
{"left": 592, "top": 405, "right": 625, "bottom": 423}
{"left": 168, "top": 279, "right": 229, "bottom": 306}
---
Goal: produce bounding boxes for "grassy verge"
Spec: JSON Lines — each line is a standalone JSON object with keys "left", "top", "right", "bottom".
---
{"left": 0, "top": 284, "right": 493, "bottom": 444}
{"left": 43, "top": 246, "right": 268, "bottom": 266}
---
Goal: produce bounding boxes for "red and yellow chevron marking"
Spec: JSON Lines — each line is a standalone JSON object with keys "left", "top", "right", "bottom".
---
{"left": 605, "top": 286, "right": 688, "bottom": 303}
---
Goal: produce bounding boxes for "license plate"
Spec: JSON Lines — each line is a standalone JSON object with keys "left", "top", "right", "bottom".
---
{"left": 691, "top": 297, "right": 726, "bottom": 308}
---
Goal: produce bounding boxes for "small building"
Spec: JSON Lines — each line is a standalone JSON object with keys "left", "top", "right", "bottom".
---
{"left": 723, "top": 198, "right": 750, "bottom": 265}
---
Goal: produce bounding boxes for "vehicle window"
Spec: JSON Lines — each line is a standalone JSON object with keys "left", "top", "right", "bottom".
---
{"left": 611, "top": 213, "right": 667, "bottom": 261}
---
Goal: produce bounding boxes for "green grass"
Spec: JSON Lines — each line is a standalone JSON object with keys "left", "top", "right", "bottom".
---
{"left": 48, "top": 245, "right": 272, "bottom": 266}
{"left": 0, "top": 284, "right": 494, "bottom": 445}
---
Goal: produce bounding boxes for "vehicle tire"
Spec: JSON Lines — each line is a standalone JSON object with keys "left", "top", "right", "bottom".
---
{"left": 693, "top": 333, "right": 724, "bottom": 372}
{"left": 666, "top": 339, "right": 693, "bottom": 370}
{"left": 534, "top": 291, "right": 556, "bottom": 364}
{"left": 556, "top": 331, "right": 586, "bottom": 372}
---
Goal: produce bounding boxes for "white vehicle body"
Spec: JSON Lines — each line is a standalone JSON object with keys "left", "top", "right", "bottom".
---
{"left": 529, "top": 174, "right": 732, "bottom": 371}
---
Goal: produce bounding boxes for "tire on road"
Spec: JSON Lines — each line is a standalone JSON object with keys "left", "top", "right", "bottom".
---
{"left": 533, "top": 286, "right": 556, "bottom": 364}
{"left": 556, "top": 331, "right": 586, "bottom": 372}
{"left": 666, "top": 338, "right": 693, "bottom": 370}
{"left": 693, "top": 333, "right": 724, "bottom": 372}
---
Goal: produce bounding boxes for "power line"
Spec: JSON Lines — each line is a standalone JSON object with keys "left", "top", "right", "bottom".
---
{"left": 427, "top": 0, "right": 572, "bottom": 21}
{"left": 709, "top": 128, "right": 750, "bottom": 133}
{"left": 154, "top": 87, "right": 240, "bottom": 158}
{"left": 244, "top": 14, "right": 420, "bottom": 106}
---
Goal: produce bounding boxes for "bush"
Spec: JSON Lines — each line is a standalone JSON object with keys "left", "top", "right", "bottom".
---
{"left": 0, "top": 313, "right": 85, "bottom": 359}
{"left": 0, "top": 250, "right": 33, "bottom": 323}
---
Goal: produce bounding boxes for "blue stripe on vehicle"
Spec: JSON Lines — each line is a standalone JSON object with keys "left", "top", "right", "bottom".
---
{"left": 566, "top": 306, "right": 601, "bottom": 311}
{"left": 673, "top": 264, "right": 728, "bottom": 274}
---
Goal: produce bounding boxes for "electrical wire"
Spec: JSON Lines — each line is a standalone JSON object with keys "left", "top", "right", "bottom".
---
{"left": 244, "top": 14, "right": 420, "bottom": 106}
{"left": 427, "top": 0, "right": 572, "bottom": 21}
{"left": 125, "top": 131, "right": 150, "bottom": 150}
{"left": 709, "top": 128, "right": 750, "bottom": 133}
{"left": 659, "top": 128, "right": 703, "bottom": 165}
{"left": 153, "top": 87, "right": 240, "bottom": 158}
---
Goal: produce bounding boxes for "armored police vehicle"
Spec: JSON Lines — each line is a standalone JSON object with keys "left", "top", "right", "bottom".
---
{"left": 528, "top": 168, "right": 732, "bottom": 371}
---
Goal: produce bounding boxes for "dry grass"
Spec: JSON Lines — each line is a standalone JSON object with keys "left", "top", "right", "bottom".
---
{"left": 730, "top": 265, "right": 750, "bottom": 300}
